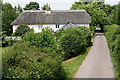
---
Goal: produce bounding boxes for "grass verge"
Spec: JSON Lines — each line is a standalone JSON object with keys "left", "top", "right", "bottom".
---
{"left": 61, "top": 46, "right": 91, "bottom": 79}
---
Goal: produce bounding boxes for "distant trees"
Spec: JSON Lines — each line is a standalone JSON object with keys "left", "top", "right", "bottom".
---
{"left": 112, "top": 5, "right": 118, "bottom": 24}
{"left": 70, "top": 1, "right": 119, "bottom": 27}
{"left": 23, "top": 1, "right": 40, "bottom": 10}
{"left": 14, "top": 4, "right": 22, "bottom": 15}
{"left": 118, "top": 4, "right": 120, "bottom": 25}
{"left": 42, "top": 5, "right": 46, "bottom": 10}
{"left": 0, "top": 0, "right": 2, "bottom": 32}
{"left": 2, "top": 3, "right": 18, "bottom": 35}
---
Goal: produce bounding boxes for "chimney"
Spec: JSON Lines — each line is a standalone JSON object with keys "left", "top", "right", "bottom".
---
{"left": 49, "top": 4, "right": 50, "bottom": 9}
{"left": 46, "top": 3, "right": 49, "bottom": 11}
{"left": 45, "top": 3, "right": 51, "bottom": 14}
{"left": 46, "top": 3, "right": 48, "bottom": 8}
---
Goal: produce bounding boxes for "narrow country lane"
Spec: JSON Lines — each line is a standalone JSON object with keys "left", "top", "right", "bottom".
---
{"left": 74, "top": 33, "right": 116, "bottom": 78}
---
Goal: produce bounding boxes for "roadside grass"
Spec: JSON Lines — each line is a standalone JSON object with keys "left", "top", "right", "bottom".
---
{"left": 61, "top": 46, "right": 91, "bottom": 79}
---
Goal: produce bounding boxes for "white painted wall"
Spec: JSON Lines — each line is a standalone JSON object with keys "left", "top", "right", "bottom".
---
{"left": 13, "top": 24, "right": 65, "bottom": 33}
{"left": 13, "top": 25, "right": 19, "bottom": 33}
{"left": 42, "top": 24, "right": 64, "bottom": 32}
{"left": 13, "top": 24, "right": 89, "bottom": 33}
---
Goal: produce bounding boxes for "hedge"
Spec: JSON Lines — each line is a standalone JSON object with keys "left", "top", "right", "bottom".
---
{"left": 58, "top": 26, "right": 92, "bottom": 59}
{"left": 104, "top": 24, "right": 120, "bottom": 79}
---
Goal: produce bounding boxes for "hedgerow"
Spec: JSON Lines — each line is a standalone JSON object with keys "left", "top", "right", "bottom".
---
{"left": 104, "top": 24, "right": 120, "bottom": 79}
{"left": 58, "top": 26, "right": 92, "bottom": 59}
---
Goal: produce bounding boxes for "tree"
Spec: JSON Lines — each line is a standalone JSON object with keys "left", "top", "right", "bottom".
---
{"left": 2, "top": 3, "right": 18, "bottom": 35}
{"left": 23, "top": 1, "right": 39, "bottom": 10}
{"left": 118, "top": 4, "right": 120, "bottom": 25}
{"left": 112, "top": 5, "right": 118, "bottom": 24}
{"left": 70, "top": 1, "right": 112, "bottom": 27}
{"left": 0, "top": 0, "right": 2, "bottom": 32}
{"left": 42, "top": 5, "right": 46, "bottom": 10}
{"left": 14, "top": 4, "right": 22, "bottom": 15}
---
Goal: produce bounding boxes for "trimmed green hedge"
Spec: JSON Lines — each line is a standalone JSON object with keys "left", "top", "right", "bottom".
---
{"left": 23, "top": 26, "right": 92, "bottom": 59}
{"left": 59, "top": 27, "right": 92, "bottom": 59}
{"left": 104, "top": 24, "right": 120, "bottom": 80}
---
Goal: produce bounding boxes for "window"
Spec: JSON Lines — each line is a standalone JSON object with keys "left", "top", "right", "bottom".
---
{"left": 58, "top": 25, "right": 59, "bottom": 28}
{"left": 38, "top": 25, "right": 43, "bottom": 29}
{"left": 56, "top": 25, "right": 57, "bottom": 28}
{"left": 56, "top": 25, "right": 59, "bottom": 28}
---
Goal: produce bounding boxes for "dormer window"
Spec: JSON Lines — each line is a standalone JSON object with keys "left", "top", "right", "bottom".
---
{"left": 56, "top": 25, "right": 59, "bottom": 28}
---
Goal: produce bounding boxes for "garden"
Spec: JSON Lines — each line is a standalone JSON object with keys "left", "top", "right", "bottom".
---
{"left": 2, "top": 24, "right": 94, "bottom": 79}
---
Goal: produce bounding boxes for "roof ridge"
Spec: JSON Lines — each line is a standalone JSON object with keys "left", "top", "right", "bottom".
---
{"left": 23, "top": 10, "right": 86, "bottom": 13}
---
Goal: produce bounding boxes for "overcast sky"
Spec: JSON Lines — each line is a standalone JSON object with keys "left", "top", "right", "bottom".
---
{"left": 3, "top": 0, "right": 120, "bottom": 10}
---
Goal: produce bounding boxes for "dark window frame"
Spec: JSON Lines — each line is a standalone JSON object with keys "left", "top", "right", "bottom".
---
{"left": 56, "top": 25, "right": 60, "bottom": 28}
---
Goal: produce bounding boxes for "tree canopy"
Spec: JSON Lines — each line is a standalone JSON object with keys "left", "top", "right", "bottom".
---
{"left": 14, "top": 4, "right": 22, "bottom": 15}
{"left": 2, "top": 3, "right": 18, "bottom": 35}
{"left": 23, "top": 1, "right": 40, "bottom": 10}
{"left": 70, "top": 1, "right": 119, "bottom": 27}
{"left": 42, "top": 5, "right": 46, "bottom": 10}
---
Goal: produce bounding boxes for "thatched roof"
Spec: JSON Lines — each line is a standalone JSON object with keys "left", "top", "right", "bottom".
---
{"left": 11, "top": 10, "right": 91, "bottom": 25}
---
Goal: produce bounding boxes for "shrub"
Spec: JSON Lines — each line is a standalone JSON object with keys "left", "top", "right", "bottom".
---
{"left": 2, "top": 42, "right": 63, "bottom": 79}
{"left": 54, "top": 29, "right": 65, "bottom": 41}
{"left": 14, "top": 24, "right": 30, "bottom": 36}
{"left": 104, "top": 24, "right": 120, "bottom": 79}
{"left": 90, "top": 26, "right": 96, "bottom": 35}
{"left": 23, "top": 27, "right": 56, "bottom": 50}
{"left": 59, "top": 26, "right": 92, "bottom": 59}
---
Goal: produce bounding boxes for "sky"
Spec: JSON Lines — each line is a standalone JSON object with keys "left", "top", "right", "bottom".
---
{"left": 3, "top": 0, "right": 120, "bottom": 10}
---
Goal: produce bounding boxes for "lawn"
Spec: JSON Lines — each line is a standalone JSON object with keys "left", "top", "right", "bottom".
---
{"left": 61, "top": 46, "right": 91, "bottom": 79}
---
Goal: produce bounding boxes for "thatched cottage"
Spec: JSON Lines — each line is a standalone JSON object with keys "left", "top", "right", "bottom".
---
{"left": 11, "top": 10, "right": 91, "bottom": 33}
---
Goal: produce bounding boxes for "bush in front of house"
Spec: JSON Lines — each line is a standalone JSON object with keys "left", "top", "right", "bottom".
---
{"left": 59, "top": 26, "right": 92, "bottom": 59}
{"left": 23, "top": 26, "right": 92, "bottom": 59}
{"left": 2, "top": 42, "right": 63, "bottom": 79}
{"left": 23, "top": 27, "right": 56, "bottom": 52}
{"left": 104, "top": 24, "right": 120, "bottom": 79}
{"left": 14, "top": 24, "right": 30, "bottom": 36}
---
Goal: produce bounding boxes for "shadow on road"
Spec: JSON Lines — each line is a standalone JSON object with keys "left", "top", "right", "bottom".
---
{"left": 95, "top": 33, "right": 104, "bottom": 36}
